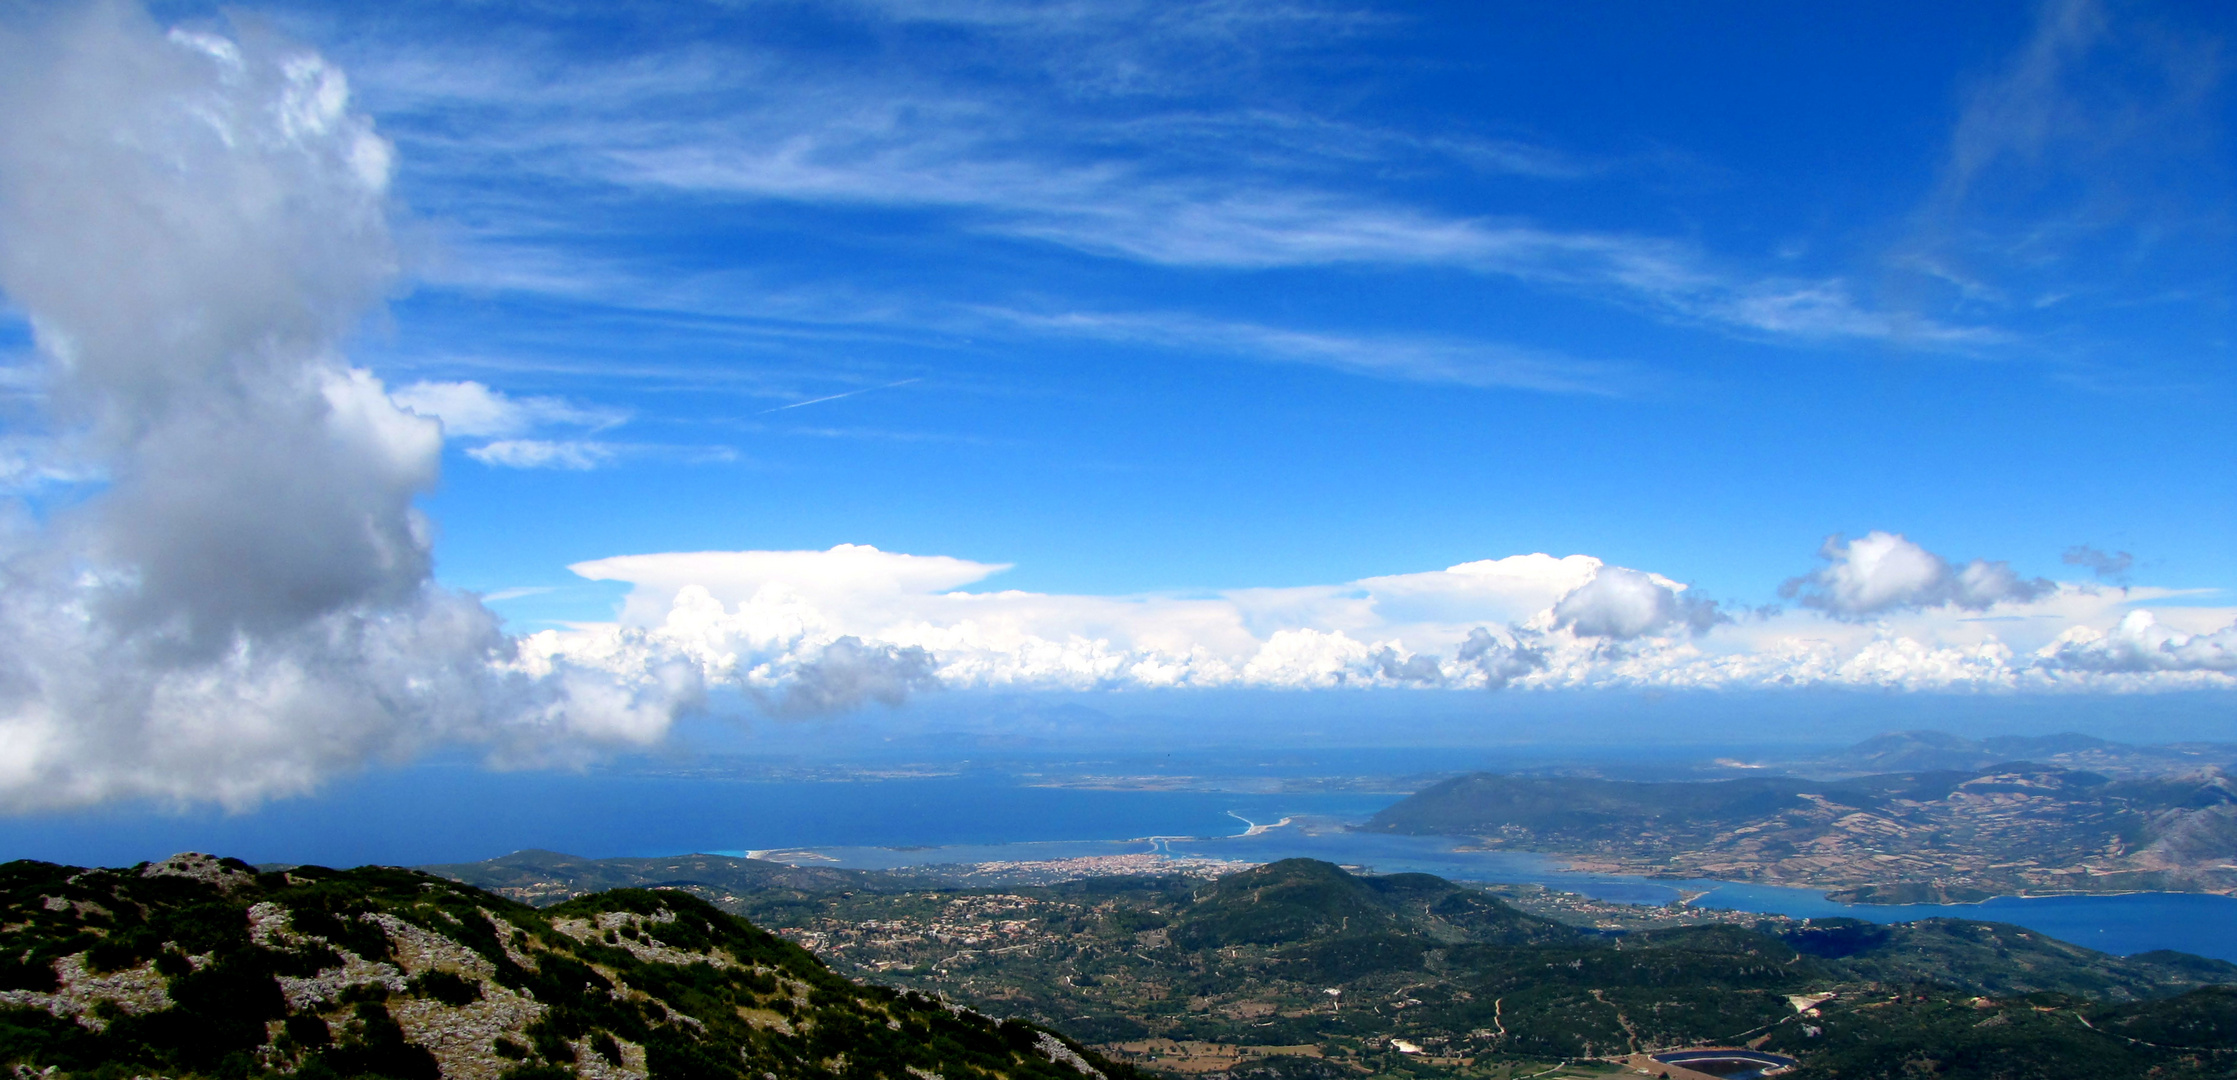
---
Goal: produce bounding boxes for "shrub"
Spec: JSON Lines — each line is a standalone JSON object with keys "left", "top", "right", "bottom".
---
{"left": 406, "top": 969, "right": 483, "bottom": 1007}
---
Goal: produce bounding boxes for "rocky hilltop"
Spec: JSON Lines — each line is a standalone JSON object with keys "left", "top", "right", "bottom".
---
{"left": 0, "top": 852, "right": 1129, "bottom": 1080}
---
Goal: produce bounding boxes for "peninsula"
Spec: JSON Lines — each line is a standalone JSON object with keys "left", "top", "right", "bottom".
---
{"left": 1366, "top": 759, "right": 2237, "bottom": 903}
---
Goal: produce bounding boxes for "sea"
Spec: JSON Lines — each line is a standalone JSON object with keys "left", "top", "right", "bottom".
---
{"left": 5, "top": 754, "right": 2233, "bottom": 964}
{"left": 719, "top": 808, "right": 2237, "bottom": 965}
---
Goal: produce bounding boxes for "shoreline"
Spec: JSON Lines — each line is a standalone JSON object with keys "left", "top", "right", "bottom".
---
{"left": 1546, "top": 860, "right": 2237, "bottom": 908}
{"left": 735, "top": 826, "right": 2237, "bottom": 918}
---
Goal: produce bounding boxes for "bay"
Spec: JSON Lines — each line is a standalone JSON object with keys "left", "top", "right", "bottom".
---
{"left": 740, "top": 804, "right": 2237, "bottom": 965}
{"left": 0, "top": 761, "right": 1398, "bottom": 867}
{"left": 4, "top": 761, "right": 2231, "bottom": 964}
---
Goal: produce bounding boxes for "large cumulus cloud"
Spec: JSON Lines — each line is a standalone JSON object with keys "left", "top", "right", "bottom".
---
{"left": 1781, "top": 531, "right": 2051, "bottom": 617}
{"left": 1551, "top": 566, "right": 1724, "bottom": 639}
{"left": 0, "top": 3, "right": 692, "bottom": 810}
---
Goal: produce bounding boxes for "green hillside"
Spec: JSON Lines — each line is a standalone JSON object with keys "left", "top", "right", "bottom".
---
{"left": 433, "top": 852, "right": 2237, "bottom": 1079}
{"left": 0, "top": 853, "right": 1131, "bottom": 1080}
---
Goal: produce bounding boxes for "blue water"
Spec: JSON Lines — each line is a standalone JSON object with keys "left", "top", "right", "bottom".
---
{"left": 741, "top": 812, "right": 2237, "bottom": 964}
{"left": 0, "top": 762, "right": 1397, "bottom": 868}
{"left": 3, "top": 762, "right": 2232, "bottom": 963}
{"left": 1679, "top": 883, "right": 2237, "bottom": 963}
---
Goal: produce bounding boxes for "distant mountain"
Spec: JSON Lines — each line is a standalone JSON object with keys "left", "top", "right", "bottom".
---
{"left": 0, "top": 852, "right": 1129, "bottom": 1080}
{"left": 1808, "top": 729, "right": 2237, "bottom": 777}
{"left": 1366, "top": 765, "right": 2237, "bottom": 901}
{"left": 420, "top": 849, "right": 928, "bottom": 908}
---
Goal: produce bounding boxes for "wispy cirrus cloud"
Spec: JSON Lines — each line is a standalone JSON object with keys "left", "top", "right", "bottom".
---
{"left": 393, "top": 379, "right": 636, "bottom": 469}
{"left": 389, "top": 379, "right": 745, "bottom": 469}
{"left": 1901, "top": 0, "right": 2229, "bottom": 320}
{"left": 392, "top": 379, "right": 625, "bottom": 437}
{"left": 327, "top": 0, "right": 1993, "bottom": 365}
{"left": 983, "top": 307, "right": 1634, "bottom": 394}
{"left": 575, "top": 116, "right": 1987, "bottom": 348}
{"left": 465, "top": 438, "right": 617, "bottom": 470}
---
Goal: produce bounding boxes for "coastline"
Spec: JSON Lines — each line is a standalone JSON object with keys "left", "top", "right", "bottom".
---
{"left": 1528, "top": 850, "right": 2237, "bottom": 907}
{"left": 710, "top": 799, "right": 2237, "bottom": 962}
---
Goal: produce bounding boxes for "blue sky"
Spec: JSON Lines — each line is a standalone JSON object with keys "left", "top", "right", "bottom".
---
{"left": 281, "top": 0, "right": 2230, "bottom": 616}
{"left": 0, "top": 0, "right": 2230, "bottom": 814}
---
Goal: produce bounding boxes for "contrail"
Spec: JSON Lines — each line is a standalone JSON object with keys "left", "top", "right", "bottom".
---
{"left": 759, "top": 377, "right": 922, "bottom": 414}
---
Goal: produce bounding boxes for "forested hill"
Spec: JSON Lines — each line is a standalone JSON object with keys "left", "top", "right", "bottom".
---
{"left": 1367, "top": 766, "right": 2237, "bottom": 901}
{"left": 0, "top": 852, "right": 1127, "bottom": 1080}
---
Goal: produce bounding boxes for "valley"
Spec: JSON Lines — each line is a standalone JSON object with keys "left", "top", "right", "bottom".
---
{"left": 432, "top": 849, "right": 2237, "bottom": 1080}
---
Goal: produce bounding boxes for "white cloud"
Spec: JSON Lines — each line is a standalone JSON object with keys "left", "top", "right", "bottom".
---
{"left": 1452, "top": 627, "right": 1547, "bottom": 688}
{"left": 1551, "top": 566, "right": 1723, "bottom": 639}
{"left": 0, "top": 5, "right": 693, "bottom": 811}
{"left": 983, "top": 308, "right": 1632, "bottom": 394}
{"left": 340, "top": 6, "right": 1993, "bottom": 357}
{"left": 1782, "top": 531, "right": 2051, "bottom": 618}
{"left": 1708, "top": 282, "right": 2003, "bottom": 347}
{"left": 392, "top": 379, "right": 630, "bottom": 469}
{"left": 538, "top": 546, "right": 1598, "bottom": 694}
{"left": 0, "top": 4, "right": 2210, "bottom": 815}
{"left": 571, "top": 543, "right": 1012, "bottom": 626}
{"left": 603, "top": 135, "right": 1976, "bottom": 348}
{"left": 531, "top": 541, "right": 2234, "bottom": 698}
{"left": 467, "top": 439, "right": 617, "bottom": 470}
{"left": 481, "top": 585, "right": 555, "bottom": 603}
{"left": 391, "top": 379, "right": 623, "bottom": 438}
{"left": 2041, "top": 611, "right": 2237, "bottom": 674}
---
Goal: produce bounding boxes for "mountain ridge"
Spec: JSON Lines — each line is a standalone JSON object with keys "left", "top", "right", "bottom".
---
{"left": 1367, "top": 762, "right": 2237, "bottom": 901}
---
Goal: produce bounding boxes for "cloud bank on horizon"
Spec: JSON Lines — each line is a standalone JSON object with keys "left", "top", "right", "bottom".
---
{"left": 531, "top": 535, "right": 2237, "bottom": 701}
